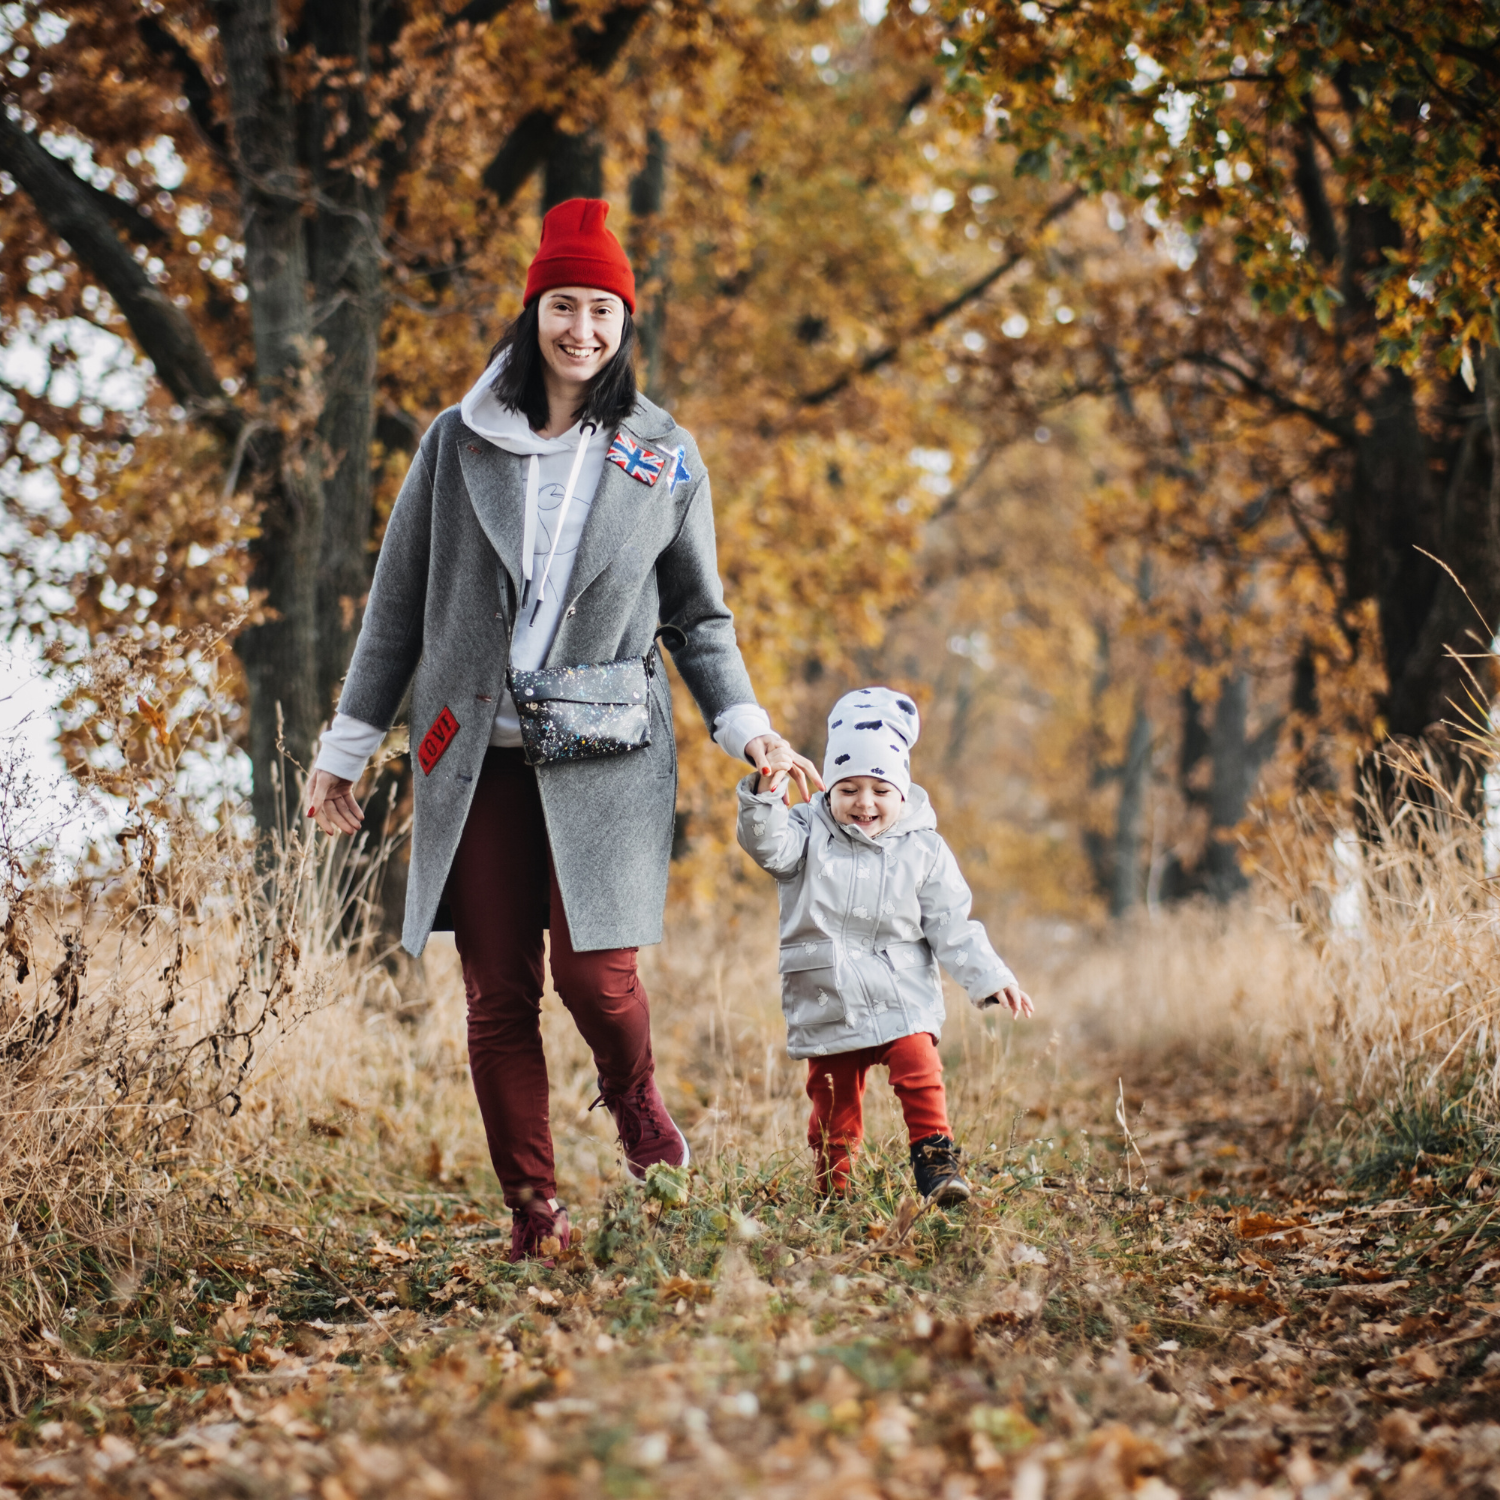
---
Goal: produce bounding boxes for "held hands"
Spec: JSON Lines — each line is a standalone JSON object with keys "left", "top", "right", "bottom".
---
{"left": 979, "top": 985, "right": 1035, "bottom": 1019}
{"left": 307, "top": 768, "right": 365, "bottom": 836}
{"left": 748, "top": 734, "right": 823, "bottom": 805}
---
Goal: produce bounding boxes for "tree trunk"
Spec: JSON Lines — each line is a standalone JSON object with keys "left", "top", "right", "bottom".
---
{"left": 629, "top": 128, "right": 670, "bottom": 394}
{"left": 213, "top": 0, "right": 327, "bottom": 834}
{"left": 544, "top": 130, "right": 605, "bottom": 209}
{"left": 1109, "top": 698, "right": 1152, "bottom": 917}
{"left": 1332, "top": 94, "right": 1500, "bottom": 808}
{"left": 1169, "top": 669, "right": 1279, "bottom": 902}
{"left": 1202, "top": 672, "right": 1253, "bottom": 901}
{"left": 300, "top": 0, "right": 389, "bottom": 718}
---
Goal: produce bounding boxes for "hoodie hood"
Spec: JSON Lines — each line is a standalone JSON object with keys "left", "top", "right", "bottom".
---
{"left": 813, "top": 782, "right": 936, "bottom": 845}
{"left": 459, "top": 354, "right": 609, "bottom": 608}
{"left": 459, "top": 355, "right": 601, "bottom": 457}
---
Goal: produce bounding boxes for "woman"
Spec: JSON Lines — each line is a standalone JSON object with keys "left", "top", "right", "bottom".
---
{"left": 306, "top": 199, "right": 819, "bottom": 1260}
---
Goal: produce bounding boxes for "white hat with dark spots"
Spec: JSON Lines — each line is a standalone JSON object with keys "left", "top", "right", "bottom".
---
{"left": 822, "top": 686, "right": 921, "bottom": 800}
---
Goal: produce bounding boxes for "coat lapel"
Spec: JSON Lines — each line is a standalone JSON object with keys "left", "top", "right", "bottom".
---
{"left": 455, "top": 433, "right": 526, "bottom": 596}
{"left": 563, "top": 414, "right": 673, "bottom": 614}
{"left": 456, "top": 397, "right": 677, "bottom": 634}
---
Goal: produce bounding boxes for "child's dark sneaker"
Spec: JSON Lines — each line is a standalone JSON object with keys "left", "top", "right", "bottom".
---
{"left": 591, "top": 1074, "right": 690, "bottom": 1180}
{"left": 910, "top": 1133, "right": 972, "bottom": 1205}
{"left": 509, "top": 1196, "right": 570, "bottom": 1263}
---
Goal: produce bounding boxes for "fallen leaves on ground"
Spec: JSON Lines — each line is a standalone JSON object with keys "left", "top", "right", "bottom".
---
{"left": 4, "top": 1069, "right": 1499, "bottom": 1497}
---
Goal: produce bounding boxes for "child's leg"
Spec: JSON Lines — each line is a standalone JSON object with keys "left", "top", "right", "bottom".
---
{"left": 883, "top": 1032, "right": 951, "bottom": 1144}
{"left": 806, "top": 1048, "right": 873, "bottom": 1195}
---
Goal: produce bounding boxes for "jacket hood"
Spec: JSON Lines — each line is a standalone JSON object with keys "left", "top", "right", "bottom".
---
{"left": 459, "top": 355, "right": 600, "bottom": 457}
{"left": 812, "top": 782, "right": 936, "bottom": 845}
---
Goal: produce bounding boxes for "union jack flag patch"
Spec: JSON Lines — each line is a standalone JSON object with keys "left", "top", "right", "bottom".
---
{"left": 607, "top": 432, "right": 665, "bottom": 485}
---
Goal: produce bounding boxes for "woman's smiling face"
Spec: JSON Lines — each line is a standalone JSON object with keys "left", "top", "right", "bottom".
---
{"left": 536, "top": 286, "right": 625, "bottom": 394}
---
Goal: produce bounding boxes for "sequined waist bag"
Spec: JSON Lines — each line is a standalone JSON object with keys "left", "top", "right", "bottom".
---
{"left": 506, "top": 649, "right": 659, "bottom": 768}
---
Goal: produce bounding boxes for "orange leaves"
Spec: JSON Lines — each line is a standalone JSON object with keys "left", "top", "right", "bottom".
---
{"left": 1236, "top": 1209, "right": 1311, "bottom": 1244}
{"left": 657, "top": 1274, "right": 715, "bottom": 1304}
{"left": 136, "top": 696, "right": 169, "bottom": 745}
{"left": 1204, "top": 1284, "right": 1286, "bottom": 1316}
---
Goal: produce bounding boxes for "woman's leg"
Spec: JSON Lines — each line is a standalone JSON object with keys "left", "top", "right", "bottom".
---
{"left": 545, "top": 870, "right": 653, "bottom": 1099}
{"left": 446, "top": 750, "right": 556, "bottom": 1212}
{"left": 882, "top": 1032, "right": 951, "bottom": 1144}
{"left": 547, "top": 877, "right": 686, "bottom": 1174}
{"left": 806, "top": 1048, "right": 873, "bottom": 1194}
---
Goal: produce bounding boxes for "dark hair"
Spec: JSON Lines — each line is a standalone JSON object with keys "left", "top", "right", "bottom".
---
{"left": 485, "top": 296, "right": 638, "bottom": 433}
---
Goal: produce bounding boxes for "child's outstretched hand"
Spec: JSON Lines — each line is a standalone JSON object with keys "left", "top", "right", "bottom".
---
{"left": 980, "top": 985, "right": 1034, "bottom": 1019}
{"left": 756, "top": 740, "right": 801, "bottom": 802}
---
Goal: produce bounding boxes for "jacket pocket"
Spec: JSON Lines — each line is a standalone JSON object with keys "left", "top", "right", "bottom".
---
{"left": 779, "top": 940, "right": 848, "bottom": 1029}
{"left": 880, "top": 939, "right": 936, "bottom": 973}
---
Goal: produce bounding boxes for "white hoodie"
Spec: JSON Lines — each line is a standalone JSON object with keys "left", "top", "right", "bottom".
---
{"left": 314, "top": 361, "right": 771, "bottom": 780}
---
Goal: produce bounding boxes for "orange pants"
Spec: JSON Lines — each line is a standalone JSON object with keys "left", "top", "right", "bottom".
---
{"left": 805, "top": 1032, "right": 950, "bottom": 1193}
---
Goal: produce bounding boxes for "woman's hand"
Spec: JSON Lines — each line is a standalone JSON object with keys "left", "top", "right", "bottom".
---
{"left": 746, "top": 734, "right": 823, "bottom": 804}
{"left": 980, "top": 986, "right": 1035, "bottom": 1019}
{"left": 307, "top": 769, "right": 365, "bottom": 836}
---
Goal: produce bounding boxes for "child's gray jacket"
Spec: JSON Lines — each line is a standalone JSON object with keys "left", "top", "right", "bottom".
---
{"left": 735, "top": 778, "right": 1016, "bottom": 1059}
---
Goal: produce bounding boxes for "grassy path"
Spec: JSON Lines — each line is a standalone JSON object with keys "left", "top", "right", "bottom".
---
{"left": 4, "top": 1034, "right": 1498, "bottom": 1499}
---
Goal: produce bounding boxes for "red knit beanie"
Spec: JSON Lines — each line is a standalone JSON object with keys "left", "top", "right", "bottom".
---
{"left": 524, "top": 198, "right": 636, "bottom": 313}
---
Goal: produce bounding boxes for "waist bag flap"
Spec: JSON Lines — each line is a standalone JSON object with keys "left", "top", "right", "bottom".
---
{"left": 509, "top": 657, "right": 649, "bottom": 706}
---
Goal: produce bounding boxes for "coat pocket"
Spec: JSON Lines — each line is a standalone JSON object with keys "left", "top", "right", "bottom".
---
{"left": 879, "top": 938, "right": 942, "bottom": 1016}
{"left": 779, "top": 939, "right": 848, "bottom": 1030}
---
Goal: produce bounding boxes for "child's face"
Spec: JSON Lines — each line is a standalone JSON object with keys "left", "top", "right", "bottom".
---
{"left": 829, "top": 776, "right": 903, "bottom": 836}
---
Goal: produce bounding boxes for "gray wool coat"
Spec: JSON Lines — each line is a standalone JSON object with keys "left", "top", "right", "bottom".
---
{"left": 339, "top": 395, "right": 757, "bottom": 956}
{"left": 735, "top": 778, "right": 1016, "bottom": 1059}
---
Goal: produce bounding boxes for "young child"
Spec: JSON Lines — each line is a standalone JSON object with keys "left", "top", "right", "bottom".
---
{"left": 737, "top": 687, "right": 1033, "bottom": 1204}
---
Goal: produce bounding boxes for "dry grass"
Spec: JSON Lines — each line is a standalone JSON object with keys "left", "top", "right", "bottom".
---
{"left": 4, "top": 650, "right": 1500, "bottom": 1494}
{"left": 0, "top": 641, "right": 404, "bottom": 1407}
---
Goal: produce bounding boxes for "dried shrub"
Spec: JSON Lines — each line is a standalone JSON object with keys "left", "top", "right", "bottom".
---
{"left": 0, "top": 638, "right": 401, "bottom": 1411}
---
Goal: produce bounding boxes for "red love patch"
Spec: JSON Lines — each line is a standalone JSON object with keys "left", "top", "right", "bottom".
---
{"left": 418, "top": 706, "right": 460, "bottom": 776}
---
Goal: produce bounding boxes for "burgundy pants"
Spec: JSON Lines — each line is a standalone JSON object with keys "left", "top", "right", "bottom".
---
{"left": 806, "top": 1032, "right": 951, "bottom": 1192}
{"left": 446, "top": 748, "right": 654, "bottom": 1209}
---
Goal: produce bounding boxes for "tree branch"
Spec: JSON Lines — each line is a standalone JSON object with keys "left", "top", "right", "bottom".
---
{"left": 480, "top": 1, "right": 650, "bottom": 205}
{"left": 797, "top": 189, "right": 1084, "bottom": 407}
{"left": 1292, "top": 113, "right": 1340, "bottom": 265}
{"left": 0, "top": 113, "right": 240, "bottom": 442}
{"left": 482, "top": 108, "right": 557, "bottom": 202}
{"left": 1177, "top": 350, "right": 1355, "bottom": 441}
{"left": 78, "top": 170, "right": 168, "bottom": 247}
{"left": 136, "top": 18, "right": 230, "bottom": 158}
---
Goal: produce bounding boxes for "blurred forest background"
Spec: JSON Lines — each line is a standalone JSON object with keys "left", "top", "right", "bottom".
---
{"left": 3, "top": 0, "right": 1494, "bottom": 934}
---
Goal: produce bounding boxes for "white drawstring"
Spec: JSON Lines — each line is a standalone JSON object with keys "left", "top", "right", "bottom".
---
{"left": 520, "top": 454, "right": 540, "bottom": 604}
{"left": 527, "top": 421, "right": 596, "bottom": 624}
